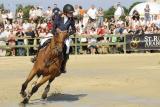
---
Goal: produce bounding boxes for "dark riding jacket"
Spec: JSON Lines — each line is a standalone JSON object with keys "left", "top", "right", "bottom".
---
{"left": 52, "top": 14, "right": 76, "bottom": 36}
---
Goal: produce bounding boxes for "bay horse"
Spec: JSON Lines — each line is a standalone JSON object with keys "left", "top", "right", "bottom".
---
{"left": 20, "top": 29, "right": 68, "bottom": 104}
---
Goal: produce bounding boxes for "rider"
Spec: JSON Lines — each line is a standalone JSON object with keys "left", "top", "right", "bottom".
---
{"left": 31, "top": 4, "right": 76, "bottom": 73}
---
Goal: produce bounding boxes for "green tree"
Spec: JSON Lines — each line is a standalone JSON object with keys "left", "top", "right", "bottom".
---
{"left": 128, "top": 2, "right": 142, "bottom": 13}
{"left": 0, "top": 4, "right": 4, "bottom": 10}
{"left": 123, "top": 7, "right": 129, "bottom": 16}
{"left": 22, "top": 5, "right": 33, "bottom": 20}
{"left": 103, "top": 6, "right": 115, "bottom": 19}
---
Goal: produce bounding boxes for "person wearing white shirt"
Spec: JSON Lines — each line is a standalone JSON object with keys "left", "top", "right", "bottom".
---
{"left": 83, "top": 11, "right": 89, "bottom": 29}
{"left": 4, "top": 21, "right": 12, "bottom": 30}
{"left": 36, "top": 7, "right": 43, "bottom": 17}
{"left": 46, "top": 6, "right": 52, "bottom": 19}
{"left": 1, "top": 11, "right": 7, "bottom": 24}
{"left": 140, "top": 17, "right": 146, "bottom": 26}
{"left": 22, "top": 20, "right": 30, "bottom": 33}
{"left": 87, "top": 5, "right": 97, "bottom": 21}
{"left": 114, "top": 2, "right": 125, "bottom": 21}
{"left": 29, "top": 7, "right": 37, "bottom": 20}
{"left": 1, "top": 28, "right": 10, "bottom": 39}
{"left": 132, "top": 18, "right": 140, "bottom": 29}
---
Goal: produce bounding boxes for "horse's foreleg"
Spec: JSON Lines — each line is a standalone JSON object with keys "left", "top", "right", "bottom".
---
{"left": 22, "top": 75, "right": 51, "bottom": 104}
{"left": 20, "top": 68, "right": 36, "bottom": 98}
{"left": 42, "top": 77, "right": 55, "bottom": 99}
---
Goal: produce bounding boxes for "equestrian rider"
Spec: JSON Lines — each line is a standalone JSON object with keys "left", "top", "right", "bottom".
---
{"left": 31, "top": 4, "right": 76, "bottom": 73}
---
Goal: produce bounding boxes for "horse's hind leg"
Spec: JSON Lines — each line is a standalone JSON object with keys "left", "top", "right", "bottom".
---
{"left": 42, "top": 77, "right": 55, "bottom": 99}
{"left": 20, "top": 68, "right": 37, "bottom": 98}
{"left": 22, "top": 75, "right": 51, "bottom": 104}
{"left": 31, "top": 74, "right": 41, "bottom": 88}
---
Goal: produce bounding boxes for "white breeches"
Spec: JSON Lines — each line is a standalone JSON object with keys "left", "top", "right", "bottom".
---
{"left": 65, "top": 38, "right": 72, "bottom": 54}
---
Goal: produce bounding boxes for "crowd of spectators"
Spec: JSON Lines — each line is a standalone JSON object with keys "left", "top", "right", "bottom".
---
{"left": 0, "top": 3, "right": 160, "bottom": 56}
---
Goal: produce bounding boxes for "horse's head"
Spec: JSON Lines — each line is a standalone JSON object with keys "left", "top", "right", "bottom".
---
{"left": 55, "top": 28, "right": 68, "bottom": 43}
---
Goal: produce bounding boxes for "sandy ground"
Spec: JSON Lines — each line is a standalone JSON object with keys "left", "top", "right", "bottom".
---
{"left": 0, "top": 54, "right": 160, "bottom": 107}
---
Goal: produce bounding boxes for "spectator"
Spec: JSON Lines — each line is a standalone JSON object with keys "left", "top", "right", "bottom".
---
{"left": 25, "top": 27, "right": 36, "bottom": 55}
{"left": 1, "top": 10, "right": 7, "bottom": 25}
{"left": 144, "top": 4, "right": 150, "bottom": 23}
{"left": 97, "top": 7, "right": 104, "bottom": 27}
{"left": 87, "top": 5, "right": 97, "bottom": 23}
{"left": 0, "top": 27, "right": 7, "bottom": 56}
{"left": 134, "top": 25, "right": 144, "bottom": 35}
{"left": 132, "top": 18, "right": 140, "bottom": 29}
{"left": 103, "top": 18, "right": 109, "bottom": 28}
{"left": 7, "top": 10, "right": 14, "bottom": 24}
{"left": 40, "top": 20, "right": 47, "bottom": 29}
{"left": 7, "top": 30, "right": 16, "bottom": 56}
{"left": 22, "top": 20, "right": 30, "bottom": 33}
{"left": 29, "top": 7, "right": 36, "bottom": 21}
{"left": 16, "top": 28, "right": 25, "bottom": 56}
{"left": 36, "top": 7, "right": 43, "bottom": 18}
{"left": 114, "top": 2, "right": 125, "bottom": 21}
{"left": 79, "top": 6, "right": 85, "bottom": 22}
{"left": 82, "top": 10, "right": 89, "bottom": 30}
{"left": 52, "top": 4, "right": 61, "bottom": 22}
{"left": 45, "top": 6, "right": 52, "bottom": 20}
{"left": 88, "top": 27, "right": 97, "bottom": 54}
{"left": 16, "top": 9, "right": 24, "bottom": 24}
{"left": 140, "top": 17, "right": 146, "bottom": 26}
{"left": 132, "top": 9, "right": 140, "bottom": 21}
{"left": 145, "top": 26, "right": 153, "bottom": 34}
{"left": 4, "top": 21, "right": 12, "bottom": 30}
{"left": 47, "top": 19, "right": 53, "bottom": 30}
{"left": 30, "top": 20, "right": 36, "bottom": 31}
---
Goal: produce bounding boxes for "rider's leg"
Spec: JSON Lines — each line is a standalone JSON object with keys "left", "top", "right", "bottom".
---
{"left": 60, "top": 43, "right": 70, "bottom": 73}
{"left": 61, "top": 53, "right": 69, "bottom": 73}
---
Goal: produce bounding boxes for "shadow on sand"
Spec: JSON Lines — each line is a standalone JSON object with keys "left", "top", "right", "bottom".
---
{"left": 47, "top": 93, "right": 87, "bottom": 102}
{"left": 19, "top": 93, "right": 87, "bottom": 107}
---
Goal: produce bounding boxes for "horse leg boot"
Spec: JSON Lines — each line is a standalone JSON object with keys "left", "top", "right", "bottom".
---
{"left": 42, "top": 78, "right": 55, "bottom": 99}
{"left": 21, "top": 75, "right": 51, "bottom": 104}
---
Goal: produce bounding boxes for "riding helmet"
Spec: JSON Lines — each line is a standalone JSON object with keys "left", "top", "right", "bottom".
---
{"left": 63, "top": 4, "right": 74, "bottom": 13}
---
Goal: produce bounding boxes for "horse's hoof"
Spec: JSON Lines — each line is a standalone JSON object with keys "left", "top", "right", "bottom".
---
{"left": 21, "top": 98, "right": 29, "bottom": 104}
{"left": 41, "top": 93, "right": 47, "bottom": 99}
{"left": 20, "top": 91, "right": 27, "bottom": 98}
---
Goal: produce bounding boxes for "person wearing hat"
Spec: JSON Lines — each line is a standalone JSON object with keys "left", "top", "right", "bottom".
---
{"left": 31, "top": 4, "right": 76, "bottom": 73}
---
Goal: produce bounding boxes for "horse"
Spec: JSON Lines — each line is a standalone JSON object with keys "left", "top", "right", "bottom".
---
{"left": 20, "top": 29, "right": 68, "bottom": 104}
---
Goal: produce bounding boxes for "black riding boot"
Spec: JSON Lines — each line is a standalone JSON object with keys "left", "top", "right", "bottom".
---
{"left": 60, "top": 54, "right": 69, "bottom": 73}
